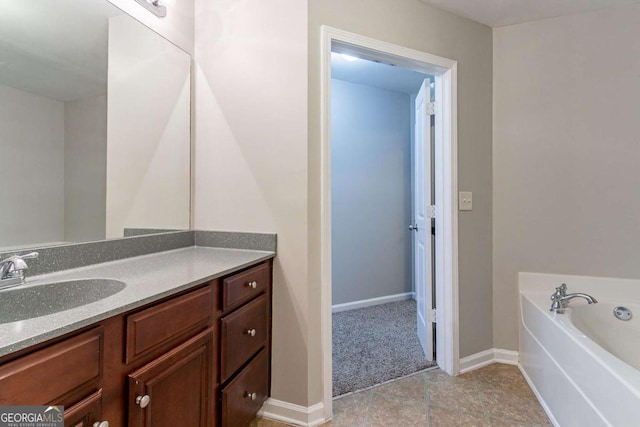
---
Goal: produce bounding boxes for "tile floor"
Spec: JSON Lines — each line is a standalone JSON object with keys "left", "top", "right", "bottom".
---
{"left": 250, "top": 363, "right": 551, "bottom": 427}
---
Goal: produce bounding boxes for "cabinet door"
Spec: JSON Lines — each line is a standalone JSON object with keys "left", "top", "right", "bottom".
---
{"left": 128, "top": 328, "right": 214, "bottom": 427}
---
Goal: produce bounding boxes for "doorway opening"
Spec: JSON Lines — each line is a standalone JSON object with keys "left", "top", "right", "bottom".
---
{"left": 330, "top": 51, "right": 436, "bottom": 397}
{"left": 320, "top": 26, "right": 459, "bottom": 420}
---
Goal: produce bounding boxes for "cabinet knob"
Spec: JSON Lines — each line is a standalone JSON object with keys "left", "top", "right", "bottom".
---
{"left": 245, "top": 328, "right": 256, "bottom": 337}
{"left": 244, "top": 391, "right": 257, "bottom": 400}
{"left": 136, "top": 394, "right": 151, "bottom": 408}
{"left": 247, "top": 281, "right": 257, "bottom": 289}
{"left": 93, "top": 422, "right": 109, "bottom": 427}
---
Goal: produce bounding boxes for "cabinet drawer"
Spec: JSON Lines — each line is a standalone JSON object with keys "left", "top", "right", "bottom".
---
{"left": 64, "top": 389, "right": 102, "bottom": 427}
{"left": 0, "top": 327, "right": 102, "bottom": 405}
{"left": 222, "top": 262, "right": 270, "bottom": 311}
{"left": 126, "top": 286, "right": 213, "bottom": 363}
{"left": 221, "top": 349, "right": 269, "bottom": 427}
{"left": 220, "top": 295, "right": 268, "bottom": 382}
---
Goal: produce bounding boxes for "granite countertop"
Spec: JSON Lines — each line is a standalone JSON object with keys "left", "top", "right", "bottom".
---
{"left": 0, "top": 246, "right": 275, "bottom": 357}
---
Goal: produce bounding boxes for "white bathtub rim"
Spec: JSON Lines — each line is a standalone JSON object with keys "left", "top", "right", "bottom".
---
{"left": 519, "top": 317, "right": 612, "bottom": 427}
{"left": 519, "top": 271, "right": 640, "bottom": 382}
{"left": 520, "top": 290, "right": 640, "bottom": 402}
{"left": 519, "top": 299, "right": 613, "bottom": 426}
{"left": 519, "top": 271, "right": 640, "bottom": 300}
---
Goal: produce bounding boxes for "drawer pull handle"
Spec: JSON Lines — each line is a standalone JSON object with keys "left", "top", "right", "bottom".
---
{"left": 246, "top": 328, "right": 256, "bottom": 337}
{"left": 244, "top": 391, "right": 257, "bottom": 400}
{"left": 136, "top": 394, "right": 151, "bottom": 408}
{"left": 93, "top": 422, "right": 109, "bottom": 427}
{"left": 247, "top": 281, "right": 258, "bottom": 289}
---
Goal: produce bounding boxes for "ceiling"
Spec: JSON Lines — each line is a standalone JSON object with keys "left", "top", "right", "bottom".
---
{"left": 331, "top": 52, "right": 431, "bottom": 96}
{"left": 419, "top": 0, "right": 640, "bottom": 27}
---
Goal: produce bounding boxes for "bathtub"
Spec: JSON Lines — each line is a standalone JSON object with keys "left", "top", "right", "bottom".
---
{"left": 519, "top": 273, "right": 640, "bottom": 426}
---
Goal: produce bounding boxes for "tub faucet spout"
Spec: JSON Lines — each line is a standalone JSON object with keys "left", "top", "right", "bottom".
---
{"left": 550, "top": 284, "right": 598, "bottom": 314}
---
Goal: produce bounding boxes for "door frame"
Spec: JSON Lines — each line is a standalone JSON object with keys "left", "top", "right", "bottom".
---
{"left": 319, "top": 26, "right": 460, "bottom": 419}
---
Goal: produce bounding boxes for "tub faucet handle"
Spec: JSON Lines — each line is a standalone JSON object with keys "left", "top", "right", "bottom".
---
{"left": 550, "top": 293, "right": 565, "bottom": 314}
{"left": 554, "top": 283, "right": 567, "bottom": 296}
{"left": 550, "top": 284, "right": 568, "bottom": 314}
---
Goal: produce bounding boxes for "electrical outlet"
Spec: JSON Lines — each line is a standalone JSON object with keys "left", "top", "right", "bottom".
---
{"left": 459, "top": 192, "right": 472, "bottom": 211}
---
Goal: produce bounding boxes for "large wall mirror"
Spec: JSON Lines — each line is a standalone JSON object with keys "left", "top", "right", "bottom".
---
{"left": 0, "top": 0, "right": 191, "bottom": 251}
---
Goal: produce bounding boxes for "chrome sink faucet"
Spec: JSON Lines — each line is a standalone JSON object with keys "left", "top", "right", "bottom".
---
{"left": 550, "top": 283, "right": 598, "bottom": 314}
{"left": 0, "top": 252, "right": 39, "bottom": 290}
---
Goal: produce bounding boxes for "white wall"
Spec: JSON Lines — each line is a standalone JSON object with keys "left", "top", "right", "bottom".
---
{"left": 64, "top": 95, "right": 107, "bottom": 242}
{"left": 193, "top": 0, "right": 309, "bottom": 407}
{"left": 493, "top": 4, "right": 640, "bottom": 350}
{"left": 106, "top": 14, "right": 191, "bottom": 239}
{"left": 0, "top": 83, "right": 65, "bottom": 248}
{"left": 331, "top": 79, "right": 412, "bottom": 305}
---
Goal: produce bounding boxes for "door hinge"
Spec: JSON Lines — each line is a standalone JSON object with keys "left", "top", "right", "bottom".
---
{"left": 427, "top": 205, "right": 436, "bottom": 219}
{"left": 426, "top": 102, "right": 436, "bottom": 116}
{"left": 429, "top": 308, "right": 437, "bottom": 323}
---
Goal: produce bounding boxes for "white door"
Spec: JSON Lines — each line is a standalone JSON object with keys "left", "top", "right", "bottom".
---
{"left": 412, "top": 79, "right": 434, "bottom": 361}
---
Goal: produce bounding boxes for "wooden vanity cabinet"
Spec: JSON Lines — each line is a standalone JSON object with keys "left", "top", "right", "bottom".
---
{"left": 218, "top": 262, "right": 272, "bottom": 427}
{"left": 0, "top": 259, "right": 273, "bottom": 427}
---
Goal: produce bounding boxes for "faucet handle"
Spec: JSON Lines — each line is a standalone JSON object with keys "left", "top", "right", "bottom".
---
{"left": 0, "top": 252, "right": 39, "bottom": 272}
{"left": 550, "top": 295, "right": 565, "bottom": 313}
{"left": 19, "top": 252, "right": 39, "bottom": 260}
{"left": 0, "top": 252, "right": 38, "bottom": 282}
{"left": 555, "top": 283, "right": 567, "bottom": 295}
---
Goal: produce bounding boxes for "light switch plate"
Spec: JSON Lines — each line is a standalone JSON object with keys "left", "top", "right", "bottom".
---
{"left": 459, "top": 192, "right": 472, "bottom": 211}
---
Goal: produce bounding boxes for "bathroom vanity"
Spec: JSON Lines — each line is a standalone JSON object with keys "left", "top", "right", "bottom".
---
{"left": 0, "top": 242, "right": 274, "bottom": 427}
{"left": 0, "top": 0, "right": 274, "bottom": 424}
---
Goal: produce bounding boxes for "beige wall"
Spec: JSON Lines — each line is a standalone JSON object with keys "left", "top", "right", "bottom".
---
{"left": 193, "top": 0, "right": 492, "bottom": 409}
{"left": 309, "top": 0, "right": 494, "bottom": 377}
{"left": 493, "top": 4, "right": 640, "bottom": 350}
{"left": 193, "top": 0, "right": 309, "bottom": 407}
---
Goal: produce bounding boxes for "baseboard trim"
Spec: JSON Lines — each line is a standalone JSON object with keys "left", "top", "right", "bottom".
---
{"left": 332, "top": 292, "right": 415, "bottom": 313}
{"left": 459, "top": 348, "right": 519, "bottom": 373}
{"left": 259, "top": 398, "right": 325, "bottom": 426}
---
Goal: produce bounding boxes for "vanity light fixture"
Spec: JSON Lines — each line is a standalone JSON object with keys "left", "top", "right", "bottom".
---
{"left": 135, "top": 0, "right": 167, "bottom": 18}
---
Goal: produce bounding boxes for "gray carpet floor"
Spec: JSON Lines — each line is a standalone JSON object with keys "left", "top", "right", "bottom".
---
{"left": 332, "top": 300, "right": 436, "bottom": 397}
